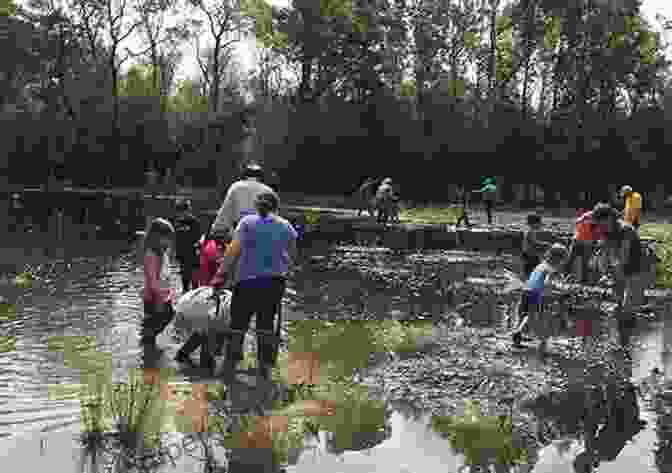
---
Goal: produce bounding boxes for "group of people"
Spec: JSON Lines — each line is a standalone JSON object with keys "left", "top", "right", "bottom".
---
{"left": 355, "top": 177, "right": 401, "bottom": 224}
{"left": 140, "top": 163, "right": 297, "bottom": 381}
{"left": 512, "top": 185, "right": 647, "bottom": 358}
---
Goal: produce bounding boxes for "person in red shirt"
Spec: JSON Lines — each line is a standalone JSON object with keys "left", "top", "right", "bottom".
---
{"left": 565, "top": 207, "right": 609, "bottom": 283}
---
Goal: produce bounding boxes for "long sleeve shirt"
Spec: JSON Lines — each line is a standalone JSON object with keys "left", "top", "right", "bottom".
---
{"left": 211, "top": 178, "right": 275, "bottom": 234}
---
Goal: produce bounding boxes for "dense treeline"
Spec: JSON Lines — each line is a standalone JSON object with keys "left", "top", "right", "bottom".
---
{"left": 1, "top": 0, "right": 672, "bottom": 205}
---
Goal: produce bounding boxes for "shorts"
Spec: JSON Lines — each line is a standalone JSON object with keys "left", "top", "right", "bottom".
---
{"left": 522, "top": 253, "right": 541, "bottom": 279}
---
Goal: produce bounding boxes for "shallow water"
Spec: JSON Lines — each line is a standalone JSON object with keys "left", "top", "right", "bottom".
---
{"left": 1, "top": 236, "right": 672, "bottom": 472}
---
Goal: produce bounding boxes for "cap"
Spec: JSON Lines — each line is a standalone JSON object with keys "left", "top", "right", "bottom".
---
{"left": 620, "top": 185, "right": 633, "bottom": 196}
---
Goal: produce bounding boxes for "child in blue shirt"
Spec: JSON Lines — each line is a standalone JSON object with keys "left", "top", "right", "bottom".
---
{"left": 512, "top": 243, "right": 569, "bottom": 357}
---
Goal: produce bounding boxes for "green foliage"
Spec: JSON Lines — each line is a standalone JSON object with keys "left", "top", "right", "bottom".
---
{"left": 0, "top": 301, "right": 16, "bottom": 321}
{"left": 118, "top": 64, "right": 161, "bottom": 97}
{"left": 431, "top": 400, "right": 528, "bottom": 468}
{"left": 399, "top": 80, "right": 417, "bottom": 98}
{"left": 13, "top": 272, "right": 33, "bottom": 289}
{"left": 168, "top": 79, "right": 209, "bottom": 112}
{"left": 0, "top": 336, "right": 16, "bottom": 353}
{"left": 543, "top": 16, "right": 561, "bottom": 51}
{"left": 0, "top": 0, "right": 16, "bottom": 15}
{"left": 640, "top": 224, "right": 672, "bottom": 288}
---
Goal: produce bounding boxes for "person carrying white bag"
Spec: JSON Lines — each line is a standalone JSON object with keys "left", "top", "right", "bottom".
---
{"left": 174, "top": 285, "right": 233, "bottom": 371}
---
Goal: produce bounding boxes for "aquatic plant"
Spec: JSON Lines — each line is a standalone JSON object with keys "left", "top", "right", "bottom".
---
{"left": 640, "top": 223, "right": 672, "bottom": 288}
{"left": 431, "top": 399, "right": 529, "bottom": 472}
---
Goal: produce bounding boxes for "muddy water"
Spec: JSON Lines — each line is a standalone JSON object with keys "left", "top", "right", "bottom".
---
{"left": 2, "top": 237, "right": 672, "bottom": 472}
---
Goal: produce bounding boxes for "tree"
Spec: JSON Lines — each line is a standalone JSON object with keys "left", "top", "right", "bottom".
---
{"left": 134, "top": 0, "right": 190, "bottom": 111}
{"left": 0, "top": 0, "right": 16, "bottom": 15}
{"left": 187, "top": 0, "right": 248, "bottom": 113}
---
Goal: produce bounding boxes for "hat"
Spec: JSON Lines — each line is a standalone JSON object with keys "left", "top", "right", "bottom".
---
{"left": 383, "top": 178, "right": 393, "bottom": 184}
{"left": 620, "top": 185, "right": 633, "bottom": 196}
{"left": 483, "top": 177, "right": 494, "bottom": 185}
{"left": 545, "top": 243, "right": 568, "bottom": 265}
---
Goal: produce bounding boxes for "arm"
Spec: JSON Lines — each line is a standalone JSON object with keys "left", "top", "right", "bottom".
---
{"left": 210, "top": 239, "right": 241, "bottom": 289}
{"left": 288, "top": 238, "right": 298, "bottom": 266}
{"left": 211, "top": 185, "right": 237, "bottom": 234}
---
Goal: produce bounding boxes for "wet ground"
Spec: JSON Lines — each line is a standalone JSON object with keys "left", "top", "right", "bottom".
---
{"left": 2, "top": 230, "right": 672, "bottom": 472}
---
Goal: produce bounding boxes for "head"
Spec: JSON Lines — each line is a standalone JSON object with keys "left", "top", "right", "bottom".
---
{"left": 210, "top": 228, "right": 231, "bottom": 249}
{"left": 591, "top": 202, "right": 620, "bottom": 234}
{"left": 620, "top": 185, "right": 633, "bottom": 199}
{"left": 175, "top": 198, "right": 192, "bottom": 213}
{"left": 255, "top": 191, "right": 280, "bottom": 218}
{"left": 544, "top": 243, "right": 568, "bottom": 271}
{"left": 144, "top": 218, "right": 175, "bottom": 254}
{"left": 527, "top": 214, "right": 542, "bottom": 230}
{"left": 242, "top": 162, "right": 264, "bottom": 180}
{"left": 382, "top": 178, "right": 392, "bottom": 185}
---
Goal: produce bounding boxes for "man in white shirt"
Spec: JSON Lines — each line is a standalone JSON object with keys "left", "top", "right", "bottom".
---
{"left": 210, "top": 163, "right": 275, "bottom": 239}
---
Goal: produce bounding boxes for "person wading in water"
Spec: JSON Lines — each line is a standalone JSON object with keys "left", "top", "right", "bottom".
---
{"left": 211, "top": 162, "right": 275, "bottom": 241}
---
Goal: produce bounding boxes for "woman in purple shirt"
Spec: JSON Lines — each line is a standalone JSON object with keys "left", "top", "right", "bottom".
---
{"left": 211, "top": 191, "right": 298, "bottom": 382}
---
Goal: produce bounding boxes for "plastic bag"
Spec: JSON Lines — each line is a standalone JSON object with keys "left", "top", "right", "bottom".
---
{"left": 173, "top": 286, "right": 232, "bottom": 334}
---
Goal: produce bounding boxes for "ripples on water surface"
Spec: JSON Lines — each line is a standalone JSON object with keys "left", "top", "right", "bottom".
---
{"left": 2, "top": 240, "right": 672, "bottom": 472}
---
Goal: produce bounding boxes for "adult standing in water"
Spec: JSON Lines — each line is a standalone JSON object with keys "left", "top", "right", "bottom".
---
{"left": 375, "top": 178, "right": 395, "bottom": 224}
{"left": 211, "top": 191, "right": 298, "bottom": 382}
{"left": 210, "top": 162, "right": 275, "bottom": 240}
{"left": 620, "top": 185, "right": 643, "bottom": 231}
{"left": 590, "top": 203, "right": 647, "bottom": 348}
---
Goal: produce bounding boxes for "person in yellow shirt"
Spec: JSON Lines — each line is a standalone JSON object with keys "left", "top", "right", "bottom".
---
{"left": 620, "top": 185, "right": 642, "bottom": 230}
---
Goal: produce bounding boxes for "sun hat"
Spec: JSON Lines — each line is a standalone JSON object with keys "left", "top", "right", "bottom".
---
{"left": 545, "top": 243, "right": 568, "bottom": 266}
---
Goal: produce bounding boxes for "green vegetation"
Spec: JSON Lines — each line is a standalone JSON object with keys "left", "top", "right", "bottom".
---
{"left": 400, "top": 205, "right": 463, "bottom": 225}
{"left": 431, "top": 399, "right": 529, "bottom": 470}
{"left": 640, "top": 223, "right": 672, "bottom": 288}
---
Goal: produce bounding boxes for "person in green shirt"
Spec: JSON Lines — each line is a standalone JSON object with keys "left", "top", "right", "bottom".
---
{"left": 473, "top": 177, "right": 497, "bottom": 225}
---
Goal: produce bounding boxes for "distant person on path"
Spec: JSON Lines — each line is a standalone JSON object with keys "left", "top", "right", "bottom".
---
{"left": 211, "top": 191, "right": 298, "bottom": 382}
{"left": 211, "top": 162, "right": 275, "bottom": 240}
{"left": 375, "top": 178, "right": 395, "bottom": 224}
{"left": 521, "top": 214, "right": 553, "bottom": 280}
{"left": 173, "top": 199, "right": 201, "bottom": 293}
{"left": 455, "top": 185, "right": 471, "bottom": 227}
{"left": 141, "top": 218, "right": 177, "bottom": 348}
{"left": 474, "top": 177, "right": 497, "bottom": 225}
{"left": 620, "top": 185, "right": 642, "bottom": 230}
{"left": 591, "top": 203, "right": 648, "bottom": 347}
{"left": 356, "top": 177, "right": 378, "bottom": 217}
{"left": 512, "top": 243, "right": 569, "bottom": 358}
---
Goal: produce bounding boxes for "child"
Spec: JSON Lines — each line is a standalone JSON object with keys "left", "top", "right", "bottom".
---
{"left": 194, "top": 228, "right": 230, "bottom": 288}
{"left": 173, "top": 199, "right": 201, "bottom": 293}
{"left": 512, "top": 243, "right": 569, "bottom": 357}
{"left": 175, "top": 228, "right": 231, "bottom": 371}
{"left": 521, "top": 214, "right": 552, "bottom": 280}
{"left": 142, "top": 218, "right": 177, "bottom": 347}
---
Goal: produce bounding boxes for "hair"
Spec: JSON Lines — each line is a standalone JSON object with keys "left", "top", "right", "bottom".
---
{"left": 175, "top": 198, "right": 191, "bottom": 212}
{"left": 527, "top": 214, "right": 542, "bottom": 226}
{"left": 242, "top": 163, "right": 264, "bottom": 179}
{"left": 545, "top": 243, "right": 568, "bottom": 265}
{"left": 255, "top": 191, "right": 279, "bottom": 217}
{"left": 592, "top": 202, "right": 618, "bottom": 221}
{"left": 143, "top": 218, "right": 175, "bottom": 255}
